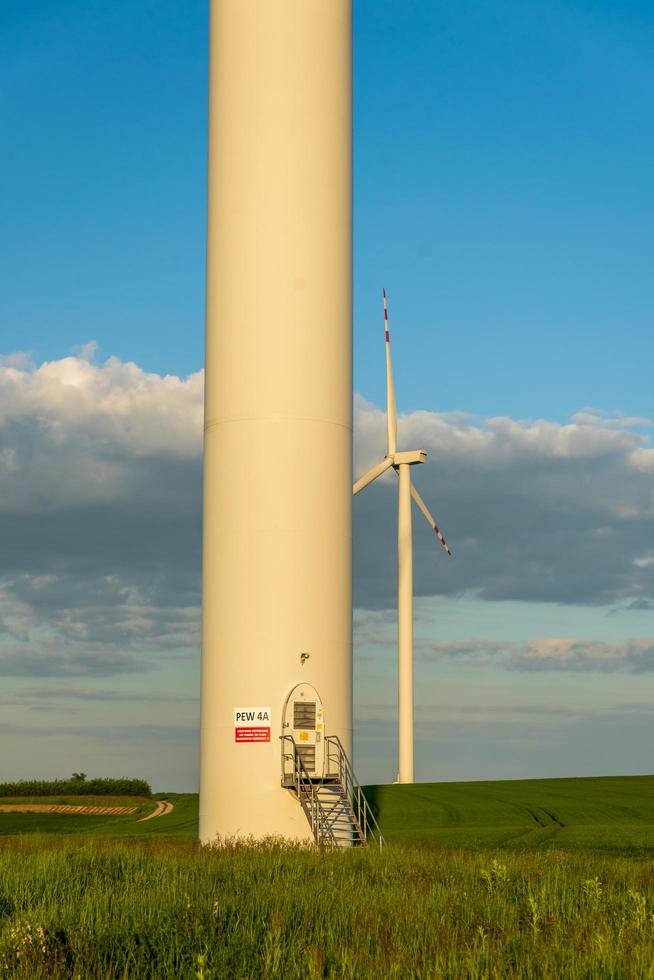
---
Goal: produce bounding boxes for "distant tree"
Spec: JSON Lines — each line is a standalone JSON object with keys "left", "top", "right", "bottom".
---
{"left": 0, "top": 776, "right": 152, "bottom": 797}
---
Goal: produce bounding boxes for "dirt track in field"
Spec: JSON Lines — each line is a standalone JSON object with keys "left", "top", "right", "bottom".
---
{"left": 0, "top": 800, "right": 175, "bottom": 820}
{"left": 138, "top": 800, "right": 174, "bottom": 821}
{"left": 0, "top": 804, "right": 137, "bottom": 815}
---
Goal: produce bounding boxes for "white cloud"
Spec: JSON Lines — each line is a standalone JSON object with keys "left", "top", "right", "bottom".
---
{"left": 355, "top": 395, "right": 651, "bottom": 469}
{"left": 0, "top": 349, "right": 203, "bottom": 472}
{"left": 629, "top": 448, "right": 654, "bottom": 473}
{"left": 633, "top": 553, "right": 654, "bottom": 568}
{"left": 419, "top": 637, "right": 654, "bottom": 673}
{"left": 0, "top": 352, "right": 34, "bottom": 370}
{"left": 0, "top": 350, "right": 202, "bottom": 677}
{"left": 353, "top": 395, "right": 654, "bottom": 607}
{"left": 571, "top": 408, "right": 654, "bottom": 429}
{"left": 1, "top": 349, "right": 653, "bottom": 680}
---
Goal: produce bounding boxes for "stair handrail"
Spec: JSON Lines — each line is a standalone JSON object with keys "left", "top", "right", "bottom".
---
{"left": 280, "top": 735, "right": 337, "bottom": 846}
{"left": 325, "top": 735, "right": 385, "bottom": 849}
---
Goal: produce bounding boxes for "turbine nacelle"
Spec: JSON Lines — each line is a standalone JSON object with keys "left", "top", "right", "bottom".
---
{"left": 353, "top": 450, "right": 428, "bottom": 496}
{"left": 389, "top": 449, "right": 426, "bottom": 467}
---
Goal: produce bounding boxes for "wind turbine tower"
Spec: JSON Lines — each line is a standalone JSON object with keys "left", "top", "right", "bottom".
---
{"left": 353, "top": 292, "right": 452, "bottom": 784}
{"left": 200, "top": 2, "right": 353, "bottom": 842}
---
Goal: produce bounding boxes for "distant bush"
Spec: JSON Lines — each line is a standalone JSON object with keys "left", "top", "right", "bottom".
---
{"left": 0, "top": 776, "right": 152, "bottom": 798}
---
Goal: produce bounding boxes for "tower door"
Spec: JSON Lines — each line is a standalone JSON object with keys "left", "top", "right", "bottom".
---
{"left": 283, "top": 684, "right": 325, "bottom": 778}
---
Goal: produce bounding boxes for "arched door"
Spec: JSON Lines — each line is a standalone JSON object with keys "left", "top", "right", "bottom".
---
{"left": 282, "top": 683, "right": 325, "bottom": 777}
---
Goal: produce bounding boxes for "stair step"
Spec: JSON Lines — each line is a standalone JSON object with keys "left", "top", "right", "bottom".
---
{"left": 284, "top": 736, "right": 385, "bottom": 849}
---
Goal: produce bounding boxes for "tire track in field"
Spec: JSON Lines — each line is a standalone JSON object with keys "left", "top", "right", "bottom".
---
{"left": 540, "top": 807, "right": 565, "bottom": 827}
{"left": 521, "top": 804, "right": 565, "bottom": 832}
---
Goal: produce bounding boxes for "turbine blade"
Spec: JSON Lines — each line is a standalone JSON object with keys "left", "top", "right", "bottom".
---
{"left": 383, "top": 288, "right": 398, "bottom": 456}
{"left": 353, "top": 457, "right": 393, "bottom": 496}
{"left": 410, "top": 481, "right": 453, "bottom": 556}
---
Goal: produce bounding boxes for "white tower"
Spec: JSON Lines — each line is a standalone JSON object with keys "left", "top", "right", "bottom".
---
{"left": 200, "top": 1, "right": 353, "bottom": 842}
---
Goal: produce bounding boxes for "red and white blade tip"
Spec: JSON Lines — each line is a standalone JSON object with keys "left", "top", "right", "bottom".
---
{"left": 433, "top": 522, "right": 453, "bottom": 556}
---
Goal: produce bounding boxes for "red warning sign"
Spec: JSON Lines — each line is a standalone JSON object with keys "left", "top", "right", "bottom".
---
{"left": 234, "top": 707, "right": 271, "bottom": 743}
{"left": 235, "top": 727, "right": 270, "bottom": 743}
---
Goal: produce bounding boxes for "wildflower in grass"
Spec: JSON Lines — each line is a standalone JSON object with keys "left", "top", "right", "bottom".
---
{"left": 627, "top": 889, "right": 648, "bottom": 928}
{"left": 583, "top": 877, "right": 603, "bottom": 903}
{"left": 527, "top": 895, "right": 541, "bottom": 937}
{"left": 7, "top": 921, "right": 47, "bottom": 960}
{"left": 480, "top": 858, "right": 509, "bottom": 891}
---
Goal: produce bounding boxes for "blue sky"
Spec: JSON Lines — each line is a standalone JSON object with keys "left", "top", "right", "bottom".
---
{"left": 4, "top": 0, "right": 654, "bottom": 417}
{"left": 1, "top": 1, "right": 653, "bottom": 788}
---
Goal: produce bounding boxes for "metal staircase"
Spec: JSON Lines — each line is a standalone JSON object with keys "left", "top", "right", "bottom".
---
{"left": 281, "top": 734, "right": 384, "bottom": 848}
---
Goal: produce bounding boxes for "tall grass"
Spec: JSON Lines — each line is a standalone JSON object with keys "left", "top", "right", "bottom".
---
{"left": 0, "top": 837, "right": 652, "bottom": 978}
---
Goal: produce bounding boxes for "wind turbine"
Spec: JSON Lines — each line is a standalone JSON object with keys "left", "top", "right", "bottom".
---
{"left": 353, "top": 290, "right": 452, "bottom": 783}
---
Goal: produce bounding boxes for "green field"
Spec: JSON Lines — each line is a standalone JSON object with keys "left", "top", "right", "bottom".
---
{"left": 0, "top": 777, "right": 652, "bottom": 977}
{"left": 366, "top": 774, "right": 654, "bottom": 856}
{"left": 0, "top": 795, "right": 197, "bottom": 840}
{"left": 3, "top": 775, "right": 653, "bottom": 855}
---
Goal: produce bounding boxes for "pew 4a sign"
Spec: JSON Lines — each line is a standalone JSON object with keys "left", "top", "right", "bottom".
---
{"left": 234, "top": 707, "right": 271, "bottom": 743}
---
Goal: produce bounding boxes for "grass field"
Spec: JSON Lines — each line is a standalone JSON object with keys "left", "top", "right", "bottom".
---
{"left": 0, "top": 777, "right": 652, "bottom": 977}
{"left": 4, "top": 775, "right": 653, "bottom": 854}
{"left": 0, "top": 795, "right": 196, "bottom": 840}
{"left": 0, "top": 836, "right": 652, "bottom": 978}
{"left": 366, "top": 774, "right": 654, "bottom": 856}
